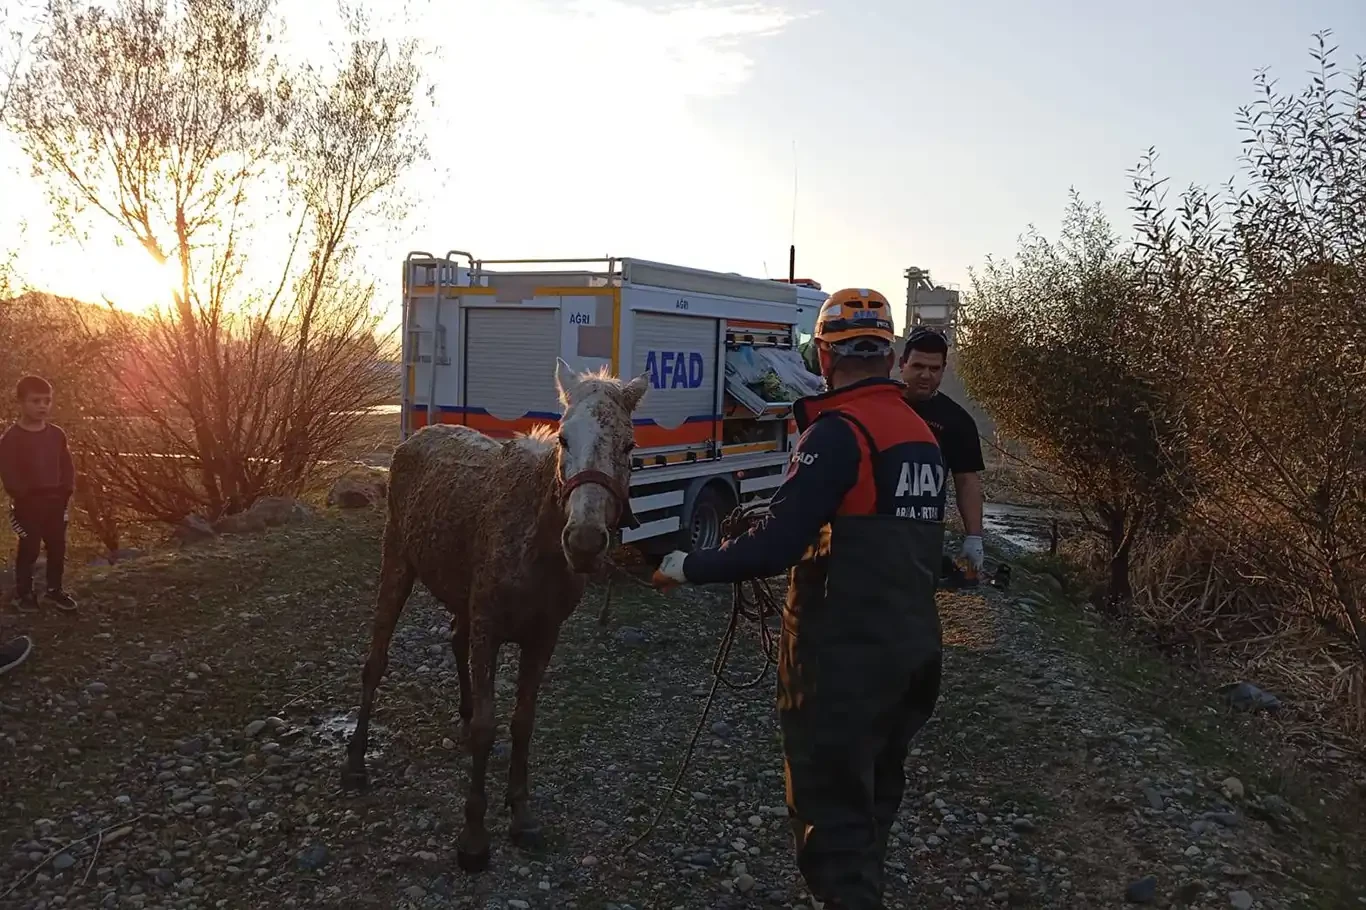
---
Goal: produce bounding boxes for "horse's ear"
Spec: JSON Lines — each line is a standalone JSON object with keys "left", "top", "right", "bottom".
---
{"left": 554, "top": 358, "right": 578, "bottom": 404}
{"left": 622, "top": 371, "right": 649, "bottom": 410}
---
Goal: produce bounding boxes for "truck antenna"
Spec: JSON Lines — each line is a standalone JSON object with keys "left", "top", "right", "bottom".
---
{"left": 789, "top": 140, "right": 798, "bottom": 282}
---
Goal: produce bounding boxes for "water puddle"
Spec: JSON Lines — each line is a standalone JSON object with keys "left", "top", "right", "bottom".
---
{"left": 316, "top": 710, "right": 386, "bottom": 756}
{"left": 983, "top": 502, "right": 1072, "bottom": 553}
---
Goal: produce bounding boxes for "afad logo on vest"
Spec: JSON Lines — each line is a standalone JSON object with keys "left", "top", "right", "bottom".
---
{"left": 893, "top": 459, "right": 945, "bottom": 521}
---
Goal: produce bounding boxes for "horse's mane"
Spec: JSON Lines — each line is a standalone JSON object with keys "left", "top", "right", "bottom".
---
{"left": 523, "top": 424, "right": 557, "bottom": 444}
{"left": 512, "top": 366, "right": 637, "bottom": 454}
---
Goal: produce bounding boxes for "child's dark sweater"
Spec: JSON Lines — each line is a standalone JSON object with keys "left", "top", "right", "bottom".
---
{"left": 0, "top": 422, "right": 75, "bottom": 503}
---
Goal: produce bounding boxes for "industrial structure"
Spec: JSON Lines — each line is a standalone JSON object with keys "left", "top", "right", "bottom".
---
{"left": 898, "top": 265, "right": 996, "bottom": 441}
{"left": 901, "top": 266, "right": 962, "bottom": 345}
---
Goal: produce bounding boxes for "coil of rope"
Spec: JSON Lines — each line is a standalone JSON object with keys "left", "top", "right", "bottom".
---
{"left": 614, "top": 498, "right": 785, "bottom": 856}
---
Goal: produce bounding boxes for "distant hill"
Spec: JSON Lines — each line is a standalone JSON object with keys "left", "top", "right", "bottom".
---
{"left": 1, "top": 290, "right": 138, "bottom": 330}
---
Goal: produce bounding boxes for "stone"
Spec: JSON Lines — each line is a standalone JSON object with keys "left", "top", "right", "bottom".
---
{"left": 171, "top": 515, "right": 216, "bottom": 545}
{"left": 297, "top": 843, "right": 330, "bottom": 871}
{"left": 616, "top": 626, "right": 649, "bottom": 646}
{"left": 1222, "top": 682, "right": 1281, "bottom": 712}
{"left": 327, "top": 466, "right": 389, "bottom": 509}
{"left": 1124, "top": 875, "right": 1158, "bottom": 903}
{"left": 1174, "top": 880, "right": 1207, "bottom": 903}
{"left": 213, "top": 496, "right": 312, "bottom": 534}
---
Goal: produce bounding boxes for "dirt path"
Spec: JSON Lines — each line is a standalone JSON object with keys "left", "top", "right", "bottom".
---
{"left": 0, "top": 512, "right": 1361, "bottom": 909}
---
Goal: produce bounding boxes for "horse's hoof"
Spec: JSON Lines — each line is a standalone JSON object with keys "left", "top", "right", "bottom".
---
{"left": 510, "top": 825, "right": 544, "bottom": 851}
{"left": 456, "top": 847, "right": 490, "bottom": 873}
{"left": 339, "top": 764, "right": 368, "bottom": 791}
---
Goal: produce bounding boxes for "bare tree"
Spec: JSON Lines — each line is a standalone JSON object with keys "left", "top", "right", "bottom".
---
{"left": 275, "top": 9, "right": 427, "bottom": 490}
{"left": 7, "top": 0, "right": 425, "bottom": 521}
{"left": 9, "top": 0, "right": 290, "bottom": 512}
{"left": 1, "top": 1, "right": 44, "bottom": 297}
{"left": 0, "top": 1, "right": 38, "bottom": 115}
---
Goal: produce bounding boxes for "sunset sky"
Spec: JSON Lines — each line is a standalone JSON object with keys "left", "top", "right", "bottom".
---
{"left": 1, "top": 0, "right": 1362, "bottom": 331}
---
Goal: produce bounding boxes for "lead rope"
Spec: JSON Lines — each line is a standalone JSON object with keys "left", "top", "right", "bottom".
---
{"left": 617, "top": 500, "right": 783, "bottom": 857}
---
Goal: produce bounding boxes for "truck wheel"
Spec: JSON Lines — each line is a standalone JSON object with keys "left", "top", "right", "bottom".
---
{"left": 684, "top": 484, "right": 734, "bottom": 553}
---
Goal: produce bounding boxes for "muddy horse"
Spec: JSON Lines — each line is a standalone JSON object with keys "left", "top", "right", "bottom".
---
{"left": 342, "top": 360, "right": 648, "bottom": 872}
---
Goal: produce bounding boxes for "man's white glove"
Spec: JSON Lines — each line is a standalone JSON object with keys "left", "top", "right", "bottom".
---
{"left": 960, "top": 535, "right": 984, "bottom": 572}
{"left": 651, "top": 550, "right": 690, "bottom": 592}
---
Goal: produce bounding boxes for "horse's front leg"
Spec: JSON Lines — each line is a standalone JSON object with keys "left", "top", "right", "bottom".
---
{"left": 450, "top": 614, "right": 473, "bottom": 740}
{"left": 457, "top": 618, "right": 498, "bottom": 873}
{"left": 507, "top": 626, "right": 560, "bottom": 849}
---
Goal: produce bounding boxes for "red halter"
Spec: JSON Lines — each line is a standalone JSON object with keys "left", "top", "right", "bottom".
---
{"left": 560, "top": 469, "right": 639, "bottom": 531}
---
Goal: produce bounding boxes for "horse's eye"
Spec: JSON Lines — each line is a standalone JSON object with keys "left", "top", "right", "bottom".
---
{"left": 622, "top": 441, "right": 636, "bottom": 454}
{"left": 557, "top": 435, "right": 568, "bottom": 448}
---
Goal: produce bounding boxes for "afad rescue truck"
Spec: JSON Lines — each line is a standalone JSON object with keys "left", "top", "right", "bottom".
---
{"left": 399, "top": 250, "right": 828, "bottom": 555}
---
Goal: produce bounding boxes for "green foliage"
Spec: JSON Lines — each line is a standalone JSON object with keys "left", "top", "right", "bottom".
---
{"left": 1129, "top": 31, "right": 1366, "bottom": 657}
{"left": 958, "top": 194, "right": 1188, "bottom": 606}
{"left": 960, "top": 29, "right": 1365, "bottom": 663}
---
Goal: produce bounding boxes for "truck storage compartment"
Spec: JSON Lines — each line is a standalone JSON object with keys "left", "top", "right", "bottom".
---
{"left": 723, "top": 345, "right": 824, "bottom": 416}
{"left": 465, "top": 307, "right": 562, "bottom": 422}
{"left": 721, "top": 345, "right": 824, "bottom": 447}
{"left": 629, "top": 311, "right": 720, "bottom": 453}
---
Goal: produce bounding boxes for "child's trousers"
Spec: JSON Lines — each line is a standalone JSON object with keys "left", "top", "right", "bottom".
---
{"left": 11, "top": 494, "right": 69, "bottom": 596}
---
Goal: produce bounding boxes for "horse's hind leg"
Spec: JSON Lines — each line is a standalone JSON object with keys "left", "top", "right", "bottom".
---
{"left": 507, "top": 627, "right": 559, "bottom": 850}
{"left": 342, "top": 523, "right": 415, "bottom": 790}
{"left": 457, "top": 614, "right": 498, "bottom": 873}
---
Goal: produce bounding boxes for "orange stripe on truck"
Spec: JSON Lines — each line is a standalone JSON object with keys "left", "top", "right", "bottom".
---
{"left": 406, "top": 406, "right": 717, "bottom": 448}
{"left": 727, "top": 319, "right": 790, "bottom": 331}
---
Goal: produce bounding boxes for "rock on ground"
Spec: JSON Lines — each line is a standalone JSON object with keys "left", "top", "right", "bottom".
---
{"left": 326, "top": 465, "right": 389, "bottom": 510}
{"left": 0, "top": 511, "right": 1361, "bottom": 909}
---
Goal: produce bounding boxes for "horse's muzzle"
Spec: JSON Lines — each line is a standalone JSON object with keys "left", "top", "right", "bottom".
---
{"left": 563, "top": 522, "right": 609, "bottom": 572}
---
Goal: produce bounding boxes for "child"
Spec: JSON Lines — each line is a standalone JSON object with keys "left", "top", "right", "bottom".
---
{"left": 0, "top": 375, "right": 78, "bottom": 613}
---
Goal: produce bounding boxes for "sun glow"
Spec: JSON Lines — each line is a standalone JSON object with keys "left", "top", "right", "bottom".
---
{"left": 79, "top": 246, "right": 183, "bottom": 317}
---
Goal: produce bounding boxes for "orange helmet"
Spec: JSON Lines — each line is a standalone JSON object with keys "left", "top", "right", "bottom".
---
{"left": 814, "top": 288, "right": 896, "bottom": 354}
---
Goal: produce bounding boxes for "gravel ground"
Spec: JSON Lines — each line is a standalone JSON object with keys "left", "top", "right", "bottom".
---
{"left": 1, "top": 510, "right": 1363, "bottom": 909}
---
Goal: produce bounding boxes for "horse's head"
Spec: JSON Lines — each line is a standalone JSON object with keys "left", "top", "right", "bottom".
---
{"left": 554, "top": 358, "right": 649, "bottom": 573}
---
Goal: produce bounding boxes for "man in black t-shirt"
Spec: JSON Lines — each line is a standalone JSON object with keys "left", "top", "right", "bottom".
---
{"left": 899, "top": 328, "right": 985, "bottom": 572}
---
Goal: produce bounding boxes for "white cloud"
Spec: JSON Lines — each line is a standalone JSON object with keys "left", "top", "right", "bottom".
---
{"left": 289, "top": 0, "right": 812, "bottom": 322}
{"left": 4, "top": 0, "right": 806, "bottom": 314}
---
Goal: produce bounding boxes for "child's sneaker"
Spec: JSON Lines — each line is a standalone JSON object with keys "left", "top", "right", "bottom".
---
{"left": 13, "top": 592, "right": 38, "bottom": 614}
{"left": 0, "top": 635, "right": 33, "bottom": 676}
{"left": 44, "top": 590, "right": 77, "bottom": 612}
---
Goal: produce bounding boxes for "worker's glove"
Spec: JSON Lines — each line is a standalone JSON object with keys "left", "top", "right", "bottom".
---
{"left": 960, "top": 535, "right": 984, "bottom": 572}
{"left": 650, "top": 550, "right": 690, "bottom": 592}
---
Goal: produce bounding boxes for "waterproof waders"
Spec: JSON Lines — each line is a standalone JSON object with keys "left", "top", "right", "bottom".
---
{"left": 778, "top": 508, "right": 944, "bottom": 908}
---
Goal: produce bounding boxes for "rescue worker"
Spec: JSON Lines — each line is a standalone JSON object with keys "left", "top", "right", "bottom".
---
{"left": 651, "top": 288, "right": 947, "bottom": 909}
